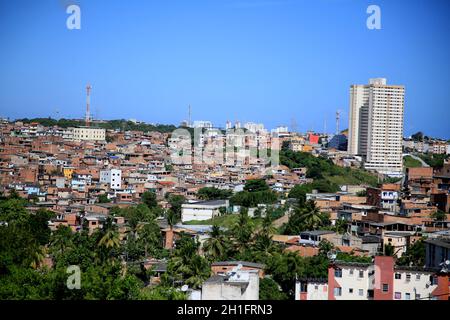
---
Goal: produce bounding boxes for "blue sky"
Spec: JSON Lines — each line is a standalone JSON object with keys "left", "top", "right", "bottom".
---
{"left": 0, "top": 0, "right": 449, "bottom": 138}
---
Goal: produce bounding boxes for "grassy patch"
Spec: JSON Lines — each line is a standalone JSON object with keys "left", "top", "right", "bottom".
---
{"left": 403, "top": 155, "right": 423, "bottom": 168}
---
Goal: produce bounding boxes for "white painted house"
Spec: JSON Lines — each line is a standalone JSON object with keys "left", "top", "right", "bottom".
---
{"left": 181, "top": 200, "right": 229, "bottom": 222}
{"left": 100, "top": 169, "right": 122, "bottom": 190}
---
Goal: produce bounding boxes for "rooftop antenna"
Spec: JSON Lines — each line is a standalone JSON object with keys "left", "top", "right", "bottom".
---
{"left": 291, "top": 117, "right": 298, "bottom": 133}
{"left": 336, "top": 110, "right": 341, "bottom": 135}
{"left": 188, "top": 104, "right": 192, "bottom": 127}
{"left": 85, "top": 84, "right": 92, "bottom": 127}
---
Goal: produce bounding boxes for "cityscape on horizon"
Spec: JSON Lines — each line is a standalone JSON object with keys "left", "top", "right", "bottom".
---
{"left": 0, "top": 0, "right": 449, "bottom": 307}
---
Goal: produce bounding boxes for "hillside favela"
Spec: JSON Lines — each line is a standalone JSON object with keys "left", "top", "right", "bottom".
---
{"left": 0, "top": 1, "right": 449, "bottom": 304}
{"left": 1, "top": 78, "right": 449, "bottom": 301}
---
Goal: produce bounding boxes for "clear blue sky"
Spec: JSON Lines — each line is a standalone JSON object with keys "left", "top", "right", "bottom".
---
{"left": 0, "top": 0, "right": 449, "bottom": 138}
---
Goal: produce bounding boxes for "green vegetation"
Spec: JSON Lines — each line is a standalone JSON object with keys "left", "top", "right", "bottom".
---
{"left": 403, "top": 155, "right": 423, "bottom": 168}
{"left": 396, "top": 239, "right": 426, "bottom": 266}
{"left": 0, "top": 194, "right": 168, "bottom": 300}
{"left": 430, "top": 210, "right": 447, "bottom": 221}
{"left": 230, "top": 179, "right": 278, "bottom": 207}
{"left": 282, "top": 200, "right": 331, "bottom": 234}
{"left": 197, "top": 187, "right": 232, "bottom": 200}
{"left": 0, "top": 186, "right": 374, "bottom": 300}
{"left": 165, "top": 194, "right": 186, "bottom": 219}
{"left": 15, "top": 118, "right": 177, "bottom": 134}
{"left": 288, "top": 181, "right": 340, "bottom": 206}
{"left": 280, "top": 150, "right": 378, "bottom": 187}
{"left": 411, "top": 131, "right": 424, "bottom": 141}
{"left": 259, "top": 277, "right": 288, "bottom": 300}
{"left": 418, "top": 153, "right": 448, "bottom": 168}
{"left": 141, "top": 191, "right": 158, "bottom": 209}
{"left": 164, "top": 234, "right": 211, "bottom": 289}
{"left": 97, "top": 194, "right": 111, "bottom": 203}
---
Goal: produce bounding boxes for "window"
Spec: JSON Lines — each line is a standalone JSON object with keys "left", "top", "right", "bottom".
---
{"left": 382, "top": 284, "right": 389, "bottom": 292}
{"left": 334, "top": 268, "right": 342, "bottom": 278}
{"left": 359, "top": 270, "right": 364, "bottom": 278}
{"left": 395, "top": 292, "right": 401, "bottom": 299}
{"left": 315, "top": 285, "right": 319, "bottom": 290}
{"left": 334, "top": 287, "right": 342, "bottom": 296}
{"left": 430, "top": 276, "right": 438, "bottom": 285}
{"left": 405, "top": 293, "right": 411, "bottom": 300}
{"left": 395, "top": 273, "right": 401, "bottom": 279}
{"left": 415, "top": 274, "right": 420, "bottom": 281}
{"left": 359, "top": 289, "right": 364, "bottom": 296}
{"left": 349, "top": 288, "right": 353, "bottom": 294}
{"left": 349, "top": 269, "right": 354, "bottom": 275}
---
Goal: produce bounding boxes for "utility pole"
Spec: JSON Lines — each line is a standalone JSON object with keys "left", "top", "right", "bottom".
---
{"left": 85, "top": 84, "right": 92, "bottom": 127}
{"left": 336, "top": 110, "right": 341, "bottom": 135}
{"left": 188, "top": 104, "right": 192, "bottom": 128}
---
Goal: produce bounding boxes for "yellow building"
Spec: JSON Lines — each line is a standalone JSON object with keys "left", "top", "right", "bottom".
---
{"left": 63, "top": 167, "right": 74, "bottom": 180}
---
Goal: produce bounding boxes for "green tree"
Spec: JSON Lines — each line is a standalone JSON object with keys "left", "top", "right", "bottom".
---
{"left": 98, "top": 194, "right": 111, "bottom": 203}
{"left": 197, "top": 187, "right": 232, "bottom": 200}
{"left": 167, "top": 234, "right": 210, "bottom": 289}
{"left": 203, "top": 224, "right": 230, "bottom": 261}
{"left": 384, "top": 243, "right": 394, "bottom": 256}
{"left": 49, "top": 226, "right": 74, "bottom": 256}
{"left": 167, "top": 194, "right": 185, "bottom": 216}
{"left": 141, "top": 191, "right": 157, "bottom": 209}
{"left": 244, "top": 179, "right": 269, "bottom": 192}
{"left": 333, "top": 219, "right": 348, "bottom": 235}
{"left": 431, "top": 210, "right": 447, "bottom": 221}
{"left": 283, "top": 200, "right": 330, "bottom": 234}
{"left": 397, "top": 239, "right": 426, "bottom": 266}
{"left": 230, "top": 208, "right": 254, "bottom": 254}
{"left": 139, "top": 285, "right": 187, "bottom": 300}
{"left": 259, "top": 277, "right": 288, "bottom": 300}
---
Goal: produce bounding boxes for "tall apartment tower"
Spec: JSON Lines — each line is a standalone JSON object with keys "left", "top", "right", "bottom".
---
{"left": 347, "top": 78, "right": 405, "bottom": 176}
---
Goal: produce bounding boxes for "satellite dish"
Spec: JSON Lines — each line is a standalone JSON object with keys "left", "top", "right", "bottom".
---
{"left": 445, "top": 260, "right": 450, "bottom": 266}
{"left": 181, "top": 285, "right": 189, "bottom": 292}
{"left": 237, "top": 264, "right": 243, "bottom": 270}
{"left": 327, "top": 250, "right": 337, "bottom": 261}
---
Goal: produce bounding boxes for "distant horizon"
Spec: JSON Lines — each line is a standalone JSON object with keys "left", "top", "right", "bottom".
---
{"left": 5, "top": 115, "right": 450, "bottom": 141}
{"left": 1, "top": 0, "right": 449, "bottom": 138}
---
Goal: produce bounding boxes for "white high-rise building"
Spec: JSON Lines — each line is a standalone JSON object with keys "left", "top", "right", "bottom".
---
{"left": 244, "top": 122, "right": 265, "bottom": 133}
{"left": 347, "top": 78, "right": 405, "bottom": 176}
{"left": 193, "top": 120, "right": 213, "bottom": 129}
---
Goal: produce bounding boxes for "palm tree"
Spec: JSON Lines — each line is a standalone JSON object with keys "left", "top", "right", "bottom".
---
{"left": 298, "top": 200, "right": 325, "bottom": 230}
{"left": 167, "top": 235, "right": 211, "bottom": 289}
{"left": 230, "top": 208, "right": 254, "bottom": 252}
{"left": 98, "top": 229, "right": 121, "bottom": 250}
{"left": 333, "top": 218, "right": 348, "bottom": 234}
{"left": 30, "top": 246, "right": 47, "bottom": 269}
{"left": 50, "top": 225, "right": 73, "bottom": 255}
{"left": 167, "top": 209, "right": 178, "bottom": 228}
{"left": 203, "top": 224, "right": 228, "bottom": 261}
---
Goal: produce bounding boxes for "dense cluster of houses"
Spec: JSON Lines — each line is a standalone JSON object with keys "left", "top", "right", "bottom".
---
{"left": 0, "top": 119, "right": 449, "bottom": 300}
